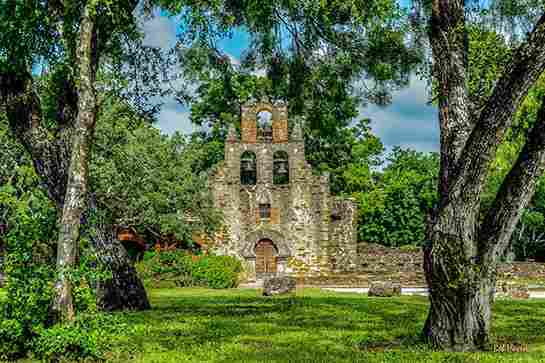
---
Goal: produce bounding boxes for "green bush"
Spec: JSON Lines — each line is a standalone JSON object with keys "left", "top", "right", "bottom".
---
{"left": 31, "top": 314, "right": 122, "bottom": 362}
{"left": 137, "top": 251, "right": 242, "bottom": 289}
{"left": 0, "top": 186, "right": 57, "bottom": 360}
{"left": 192, "top": 255, "right": 243, "bottom": 288}
{"left": 138, "top": 250, "right": 194, "bottom": 287}
{"left": 0, "top": 319, "right": 26, "bottom": 360}
{"left": 0, "top": 185, "right": 115, "bottom": 361}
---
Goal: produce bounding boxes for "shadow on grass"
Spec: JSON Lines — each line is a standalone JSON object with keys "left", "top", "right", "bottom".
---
{"left": 106, "top": 289, "right": 545, "bottom": 362}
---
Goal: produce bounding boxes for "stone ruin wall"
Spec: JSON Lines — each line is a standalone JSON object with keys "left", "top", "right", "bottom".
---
{"left": 302, "top": 242, "right": 545, "bottom": 287}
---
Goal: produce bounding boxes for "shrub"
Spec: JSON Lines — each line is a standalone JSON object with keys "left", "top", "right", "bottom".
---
{"left": 31, "top": 314, "right": 122, "bottom": 362}
{"left": 137, "top": 251, "right": 242, "bottom": 289}
{"left": 138, "top": 250, "right": 194, "bottom": 287}
{"left": 0, "top": 319, "right": 26, "bottom": 360}
{"left": 192, "top": 255, "right": 242, "bottom": 288}
{"left": 0, "top": 185, "right": 116, "bottom": 361}
{"left": 0, "top": 186, "right": 57, "bottom": 360}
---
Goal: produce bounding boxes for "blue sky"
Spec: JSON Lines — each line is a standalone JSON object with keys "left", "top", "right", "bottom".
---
{"left": 141, "top": 9, "right": 439, "bottom": 153}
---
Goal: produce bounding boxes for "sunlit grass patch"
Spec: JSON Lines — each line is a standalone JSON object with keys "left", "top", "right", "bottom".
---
{"left": 4, "top": 287, "right": 545, "bottom": 362}
{"left": 96, "top": 288, "right": 545, "bottom": 362}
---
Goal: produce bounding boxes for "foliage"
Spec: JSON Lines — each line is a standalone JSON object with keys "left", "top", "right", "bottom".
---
{"left": 511, "top": 209, "right": 545, "bottom": 261}
{"left": 90, "top": 97, "right": 222, "bottom": 243}
{"left": 31, "top": 314, "right": 124, "bottom": 362}
{"left": 191, "top": 255, "right": 243, "bottom": 289}
{"left": 137, "top": 251, "right": 242, "bottom": 289}
{"left": 355, "top": 147, "right": 439, "bottom": 246}
{"left": 167, "top": 0, "right": 421, "bottom": 104}
{"left": 0, "top": 142, "right": 56, "bottom": 360}
{"left": 0, "top": 114, "right": 36, "bottom": 197}
{"left": 0, "top": 194, "right": 118, "bottom": 361}
{"left": 467, "top": 26, "right": 512, "bottom": 109}
{"left": 0, "top": 126, "right": 115, "bottom": 360}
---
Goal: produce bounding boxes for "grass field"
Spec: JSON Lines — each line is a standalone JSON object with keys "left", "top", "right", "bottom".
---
{"left": 106, "top": 288, "right": 545, "bottom": 362}
{"left": 3, "top": 288, "right": 545, "bottom": 362}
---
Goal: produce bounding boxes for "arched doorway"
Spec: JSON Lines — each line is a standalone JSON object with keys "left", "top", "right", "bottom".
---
{"left": 255, "top": 239, "right": 277, "bottom": 275}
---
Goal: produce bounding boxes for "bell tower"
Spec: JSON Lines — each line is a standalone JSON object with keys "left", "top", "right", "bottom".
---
{"left": 209, "top": 96, "right": 359, "bottom": 279}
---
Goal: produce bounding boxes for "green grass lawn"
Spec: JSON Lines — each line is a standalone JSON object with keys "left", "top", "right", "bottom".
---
{"left": 92, "top": 288, "right": 545, "bottom": 363}
{"left": 2, "top": 287, "right": 545, "bottom": 362}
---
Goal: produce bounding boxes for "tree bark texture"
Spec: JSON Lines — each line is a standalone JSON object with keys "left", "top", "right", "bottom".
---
{"left": 53, "top": 3, "right": 99, "bottom": 322}
{"left": 424, "top": 0, "right": 545, "bottom": 351}
{"left": 89, "top": 198, "right": 151, "bottom": 311}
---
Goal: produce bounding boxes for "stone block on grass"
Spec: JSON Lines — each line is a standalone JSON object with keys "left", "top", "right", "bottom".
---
{"left": 368, "top": 281, "right": 401, "bottom": 297}
{"left": 263, "top": 276, "right": 296, "bottom": 296}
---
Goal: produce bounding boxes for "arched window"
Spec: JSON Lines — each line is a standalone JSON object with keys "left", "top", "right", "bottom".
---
{"left": 273, "top": 151, "right": 289, "bottom": 185}
{"left": 240, "top": 151, "right": 257, "bottom": 185}
{"left": 257, "top": 110, "right": 272, "bottom": 142}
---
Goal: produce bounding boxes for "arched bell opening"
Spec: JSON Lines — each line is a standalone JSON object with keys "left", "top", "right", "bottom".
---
{"left": 273, "top": 150, "right": 289, "bottom": 185}
{"left": 257, "top": 110, "right": 273, "bottom": 142}
{"left": 240, "top": 150, "right": 257, "bottom": 185}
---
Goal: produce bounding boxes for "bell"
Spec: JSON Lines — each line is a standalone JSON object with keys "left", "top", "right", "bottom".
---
{"left": 263, "top": 125, "right": 273, "bottom": 140}
{"left": 277, "top": 160, "right": 288, "bottom": 174}
{"left": 242, "top": 159, "right": 255, "bottom": 171}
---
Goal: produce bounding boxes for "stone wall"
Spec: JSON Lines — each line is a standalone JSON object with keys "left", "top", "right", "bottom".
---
{"left": 357, "top": 243, "right": 425, "bottom": 286}
{"left": 329, "top": 197, "right": 358, "bottom": 272}
{"left": 302, "top": 243, "right": 545, "bottom": 287}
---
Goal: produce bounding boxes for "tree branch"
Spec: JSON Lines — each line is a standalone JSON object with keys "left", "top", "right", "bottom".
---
{"left": 0, "top": 71, "right": 70, "bottom": 207}
{"left": 446, "top": 13, "right": 545, "bottom": 211}
{"left": 429, "top": 0, "right": 471, "bottom": 202}
{"left": 480, "top": 95, "right": 545, "bottom": 265}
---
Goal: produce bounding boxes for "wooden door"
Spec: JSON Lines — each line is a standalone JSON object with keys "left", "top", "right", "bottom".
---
{"left": 255, "top": 239, "right": 276, "bottom": 274}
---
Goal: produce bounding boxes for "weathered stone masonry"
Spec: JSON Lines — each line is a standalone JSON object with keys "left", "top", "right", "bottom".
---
{"left": 208, "top": 99, "right": 358, "bottom": 279}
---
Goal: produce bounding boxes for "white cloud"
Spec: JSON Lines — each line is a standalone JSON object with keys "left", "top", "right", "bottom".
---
{"left": 251, "top": 68, "right": 267, "bottom": 77}
{"left": 155, "top": 102, "right": 194, "bottom": 135}
{"left": 141, "top": 15, "right": 177, "bottom": 49}
{"left": 361, "top": 77, "right": 439, "bottom": 153}
{"left": 138, "top": 12, "right": 194, "bottom": 135}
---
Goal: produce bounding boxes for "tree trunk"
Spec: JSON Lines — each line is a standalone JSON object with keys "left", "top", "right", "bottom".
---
{"left": 52, "top": 3, "right": 98, "bottom": 321}
{"left": 423, "top": 231, "right": 495, "bottom": 351}
{"left": 422, "top": 0, "right": 545, "bottom": 351}
{"left": 93, "top": 229, "right": 151, "bottom": 311}
{"left": 87, "top": 197, "right": 151, "bottom": 311}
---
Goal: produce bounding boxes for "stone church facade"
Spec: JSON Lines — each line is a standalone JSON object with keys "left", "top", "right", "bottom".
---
{"left": 207, "top": 99, "right": 358, "bottom": 279}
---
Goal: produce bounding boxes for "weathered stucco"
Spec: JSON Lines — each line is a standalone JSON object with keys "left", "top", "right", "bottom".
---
{"left": 208, "top": 99, "right": 358, "bottom": 279}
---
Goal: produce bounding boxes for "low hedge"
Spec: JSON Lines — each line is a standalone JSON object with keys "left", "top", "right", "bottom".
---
{"left": 136, "top": 251, "right": 243, "bottom": 289}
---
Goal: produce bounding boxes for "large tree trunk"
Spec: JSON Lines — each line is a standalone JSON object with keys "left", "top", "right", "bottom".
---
{"left": 423, "top": 1, "right": 545, "bottom": 350}
{"left": 52, "top": 3, "right": 99, "bottom": 321}
{"left": 89, "top": 201, "right": 151, "bottom": 311}
{"left": 423, "top": 227, "right": 496, "bottom": 351}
